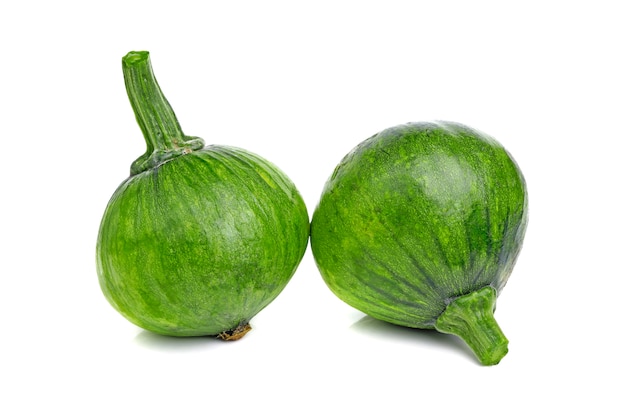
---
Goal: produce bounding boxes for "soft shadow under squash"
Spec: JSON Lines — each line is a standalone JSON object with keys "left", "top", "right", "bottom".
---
{"left": 350, "top": 315, "right": 477, "bottom": 364}
{"left": 133, "top": 330, "right": 224, "bottom": 352}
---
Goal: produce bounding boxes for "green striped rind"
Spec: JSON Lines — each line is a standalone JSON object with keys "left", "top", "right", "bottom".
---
{"left": 96, "top": 145, "right": 309, "bottom": 336}
{"left": 310, "top": 121, "right": 528, "bottom": 329}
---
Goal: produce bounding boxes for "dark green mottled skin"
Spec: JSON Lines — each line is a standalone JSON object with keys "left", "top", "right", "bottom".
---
{"left": 96, "top": 52, "right": 309, "bottom": 337}
{"left": 97, "top": 146, "right": 309, "bottom": 336}
{"left": 310, "top": 122, "right": 527, "bottom": 364}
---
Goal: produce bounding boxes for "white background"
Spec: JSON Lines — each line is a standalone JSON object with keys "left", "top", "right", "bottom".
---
{"left": 1, "top": 1, "right": 624, "bottom": 415}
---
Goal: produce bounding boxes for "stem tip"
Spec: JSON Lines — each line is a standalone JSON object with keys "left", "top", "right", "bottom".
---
{"left": 123, "top": 51, "right": 150, "bottom": 66}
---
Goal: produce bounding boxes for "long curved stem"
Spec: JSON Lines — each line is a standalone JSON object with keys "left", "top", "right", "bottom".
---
{"left": 434, "top": 286, "right": 508, "bottom": 366}
{"left": 122, "top": 51, "right": 204, "bottom": 175}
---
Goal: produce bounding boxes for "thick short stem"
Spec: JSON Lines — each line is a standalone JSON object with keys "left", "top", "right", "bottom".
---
{"left": 434, "top": 286, "right": 508, "bottom": 366}
{"left": 122, "top": 51, "right": 204, "bottom": 175}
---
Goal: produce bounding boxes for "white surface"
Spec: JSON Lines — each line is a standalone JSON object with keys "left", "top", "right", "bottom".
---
{"left": 1, "top": 1, "right": 624, "bottom": 415}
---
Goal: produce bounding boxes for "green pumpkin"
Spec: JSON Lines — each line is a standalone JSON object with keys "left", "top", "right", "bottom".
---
{"left": 310, "top": 122, "right": 528, "bottom": 365}
{"left": 96, "top": 51, "right": 309, "bottom": 338}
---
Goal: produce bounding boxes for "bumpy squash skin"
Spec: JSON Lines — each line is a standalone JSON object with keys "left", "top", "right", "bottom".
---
{"left": 311, "top": 122, "right": 527, "bottom": 356}
{"left": 97, "top": 146, "right": 309, "bottom": 337}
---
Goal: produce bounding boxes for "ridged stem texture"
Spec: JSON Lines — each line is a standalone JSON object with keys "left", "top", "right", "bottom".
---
{"left": 122, "top": 51, "right": 204, "bottom": 175}
{"left": 434, "top": 286, "right": 508, "bottom": 365}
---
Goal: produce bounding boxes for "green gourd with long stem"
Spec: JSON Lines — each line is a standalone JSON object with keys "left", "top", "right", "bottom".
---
{"left": 96, "top": 51, "right": 309, "bottom": 339}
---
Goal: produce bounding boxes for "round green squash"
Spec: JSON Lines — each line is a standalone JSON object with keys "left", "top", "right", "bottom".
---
{"left": 310, "top": 121, "right": 528, "bottom": 365}
{"left": 96, "top": 51, "right": 309, "bottom": 338}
